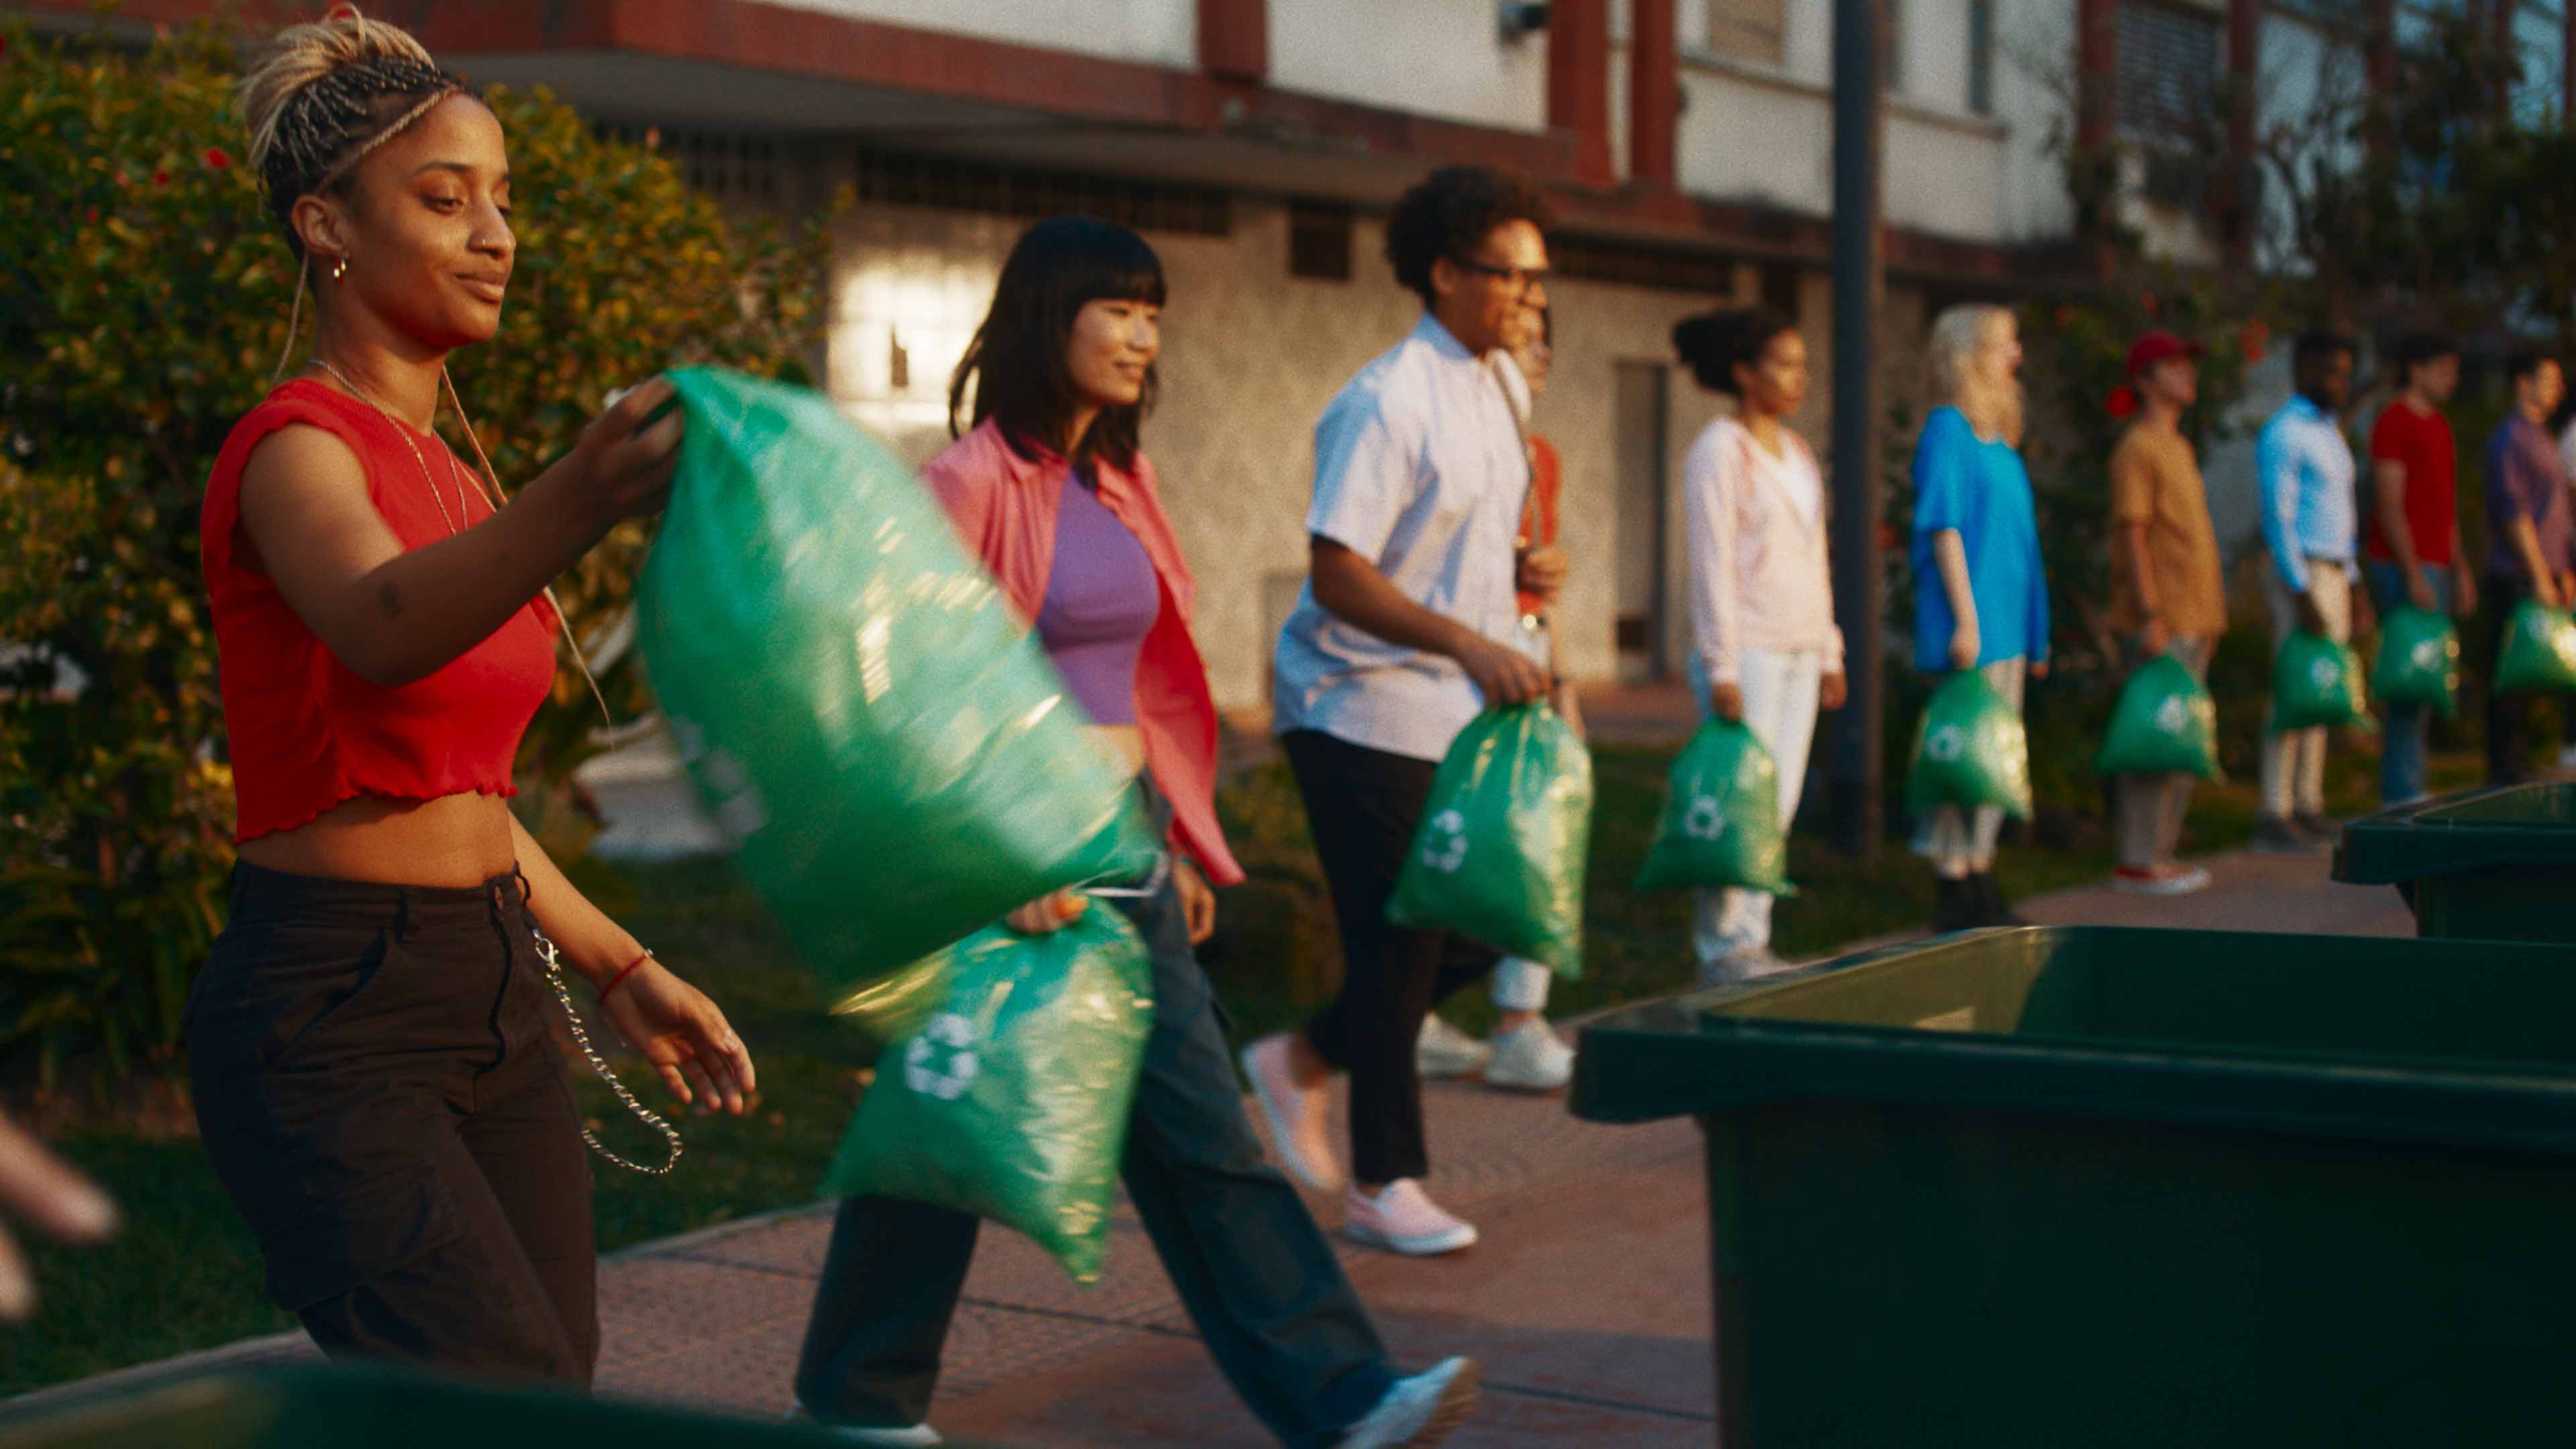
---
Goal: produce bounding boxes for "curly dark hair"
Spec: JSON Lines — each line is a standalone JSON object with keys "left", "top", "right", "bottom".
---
{"left": 1383, "top": 165, "right": 1554, "bottom": 309}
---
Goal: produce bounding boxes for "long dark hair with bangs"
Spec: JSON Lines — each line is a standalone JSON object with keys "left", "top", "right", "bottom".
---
{"left": 949, "top": 215, "right": 1167, "bottom": 471}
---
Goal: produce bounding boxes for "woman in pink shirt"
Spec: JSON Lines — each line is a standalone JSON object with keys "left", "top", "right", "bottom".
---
{"left": 1674, "top": 306, "right": 1844, "bottom": 980}
{"left": 790, "top": 217, "right": 1477, "bottom": 1449}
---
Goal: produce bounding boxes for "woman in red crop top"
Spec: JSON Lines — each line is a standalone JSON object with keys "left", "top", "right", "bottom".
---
{"left": 185, "top": 11, "right": 751, "bottom": 1385}
{"left": 788, "top": 219, "right": 1479, "bottom": 1447}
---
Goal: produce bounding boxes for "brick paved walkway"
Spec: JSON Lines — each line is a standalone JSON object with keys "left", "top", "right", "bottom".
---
{"left": 11, "top": 839, "right": 2413, "bottom": 1443}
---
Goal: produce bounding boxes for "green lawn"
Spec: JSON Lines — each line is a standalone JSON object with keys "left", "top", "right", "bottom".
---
{"left": 0, "top": 736, "right": 2467, "bottom": 1395}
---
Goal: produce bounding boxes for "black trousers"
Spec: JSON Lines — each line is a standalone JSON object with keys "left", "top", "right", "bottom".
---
{"left": 185, "top": 863, "right": 598, "bottom": 1384}
{"left": 794, "top": 868, "right": 1394, "bottom": 1447}
{"left": 1281, "top": 729, "right": 1499, "bottom": 1187}
{"left": 2487, "top": 573, "right": 2544, "bottom": 786}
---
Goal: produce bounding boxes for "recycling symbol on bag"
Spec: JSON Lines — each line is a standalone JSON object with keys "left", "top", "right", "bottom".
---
{"left": 1421, "top": 809, "right": 1470, "bottom": 874}
{"left": 2410, "top": 639, "right": 2442, "bottom": 669}
{"left": 2310, "top": 658, "right": 2341, "bottom": 690}
{"left": 1925, "top": 724, "right": 1968, "bottom": 763}
{"left": 1684, "top": 794, "right": 1727, "bottom": 841}
{"left": 2153, "top": 695, "right": 2188, "bottom": 734}
{"left": 902, "top": 1012, "right": 981, "bottom": 1101}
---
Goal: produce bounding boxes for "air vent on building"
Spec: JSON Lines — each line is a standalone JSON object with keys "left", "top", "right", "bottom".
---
{"left": 1551, "top": 235, "right": 1743, "bottom": 294}
{"left": 1287, "top": 201, "right": 1354, "bottom": 281}
{"left": 599, "top": 123, "right": 783, "bottom": 205}
{"left": 2116, "top": 1, "right": 2220, "bottom": 139}
{"left": 853, "top": 149, "right": 1230, "bottom": 237}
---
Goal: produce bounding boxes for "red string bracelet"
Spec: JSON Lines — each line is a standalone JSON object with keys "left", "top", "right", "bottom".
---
{"left": 598, "top": 950, "right": 652, "bottom": 1004}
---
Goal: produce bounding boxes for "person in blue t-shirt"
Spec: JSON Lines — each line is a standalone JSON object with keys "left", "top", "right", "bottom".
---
{"left": 1910, "top": 303, "right": 2049, "bottom": 932}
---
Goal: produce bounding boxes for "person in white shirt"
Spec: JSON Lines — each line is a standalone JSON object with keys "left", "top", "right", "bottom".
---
{"left": 1241, "top": 166, "right": 1566, "bottom": 1259}
{"left": 1672, "top": 307, "right": 1843, "bottom": 979}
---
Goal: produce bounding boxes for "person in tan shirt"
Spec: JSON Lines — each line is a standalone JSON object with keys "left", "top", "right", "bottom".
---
{"left": 2107, "top": 332, "right": 2226, "bottom": 894}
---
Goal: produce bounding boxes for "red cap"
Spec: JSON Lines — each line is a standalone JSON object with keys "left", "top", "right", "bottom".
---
{"left": 2127, "top": 331, "right": 2202, "bottom": 378}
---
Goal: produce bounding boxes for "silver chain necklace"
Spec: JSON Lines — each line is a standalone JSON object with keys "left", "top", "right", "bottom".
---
{"left": 308, "top": 358, "right": 473, "bottom": 535}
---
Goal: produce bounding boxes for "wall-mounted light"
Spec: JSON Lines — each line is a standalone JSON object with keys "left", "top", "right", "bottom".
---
{"left": 1499, "top": 1, "right": 1551, "bottom": 43}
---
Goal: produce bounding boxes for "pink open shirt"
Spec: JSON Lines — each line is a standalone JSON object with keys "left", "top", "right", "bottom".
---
{"left": 921, "top": 419, "right": 1246, "bottom": 888}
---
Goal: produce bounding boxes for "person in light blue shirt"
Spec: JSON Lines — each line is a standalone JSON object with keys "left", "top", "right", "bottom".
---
{"left": 2251, "top": 331, "right": 2366, "bottom": 853}
{"left": 1909, "top": 303, "right": 2049, "bottom": 932}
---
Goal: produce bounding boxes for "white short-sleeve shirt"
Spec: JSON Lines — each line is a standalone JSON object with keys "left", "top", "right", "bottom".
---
{"left": 1272, "top": 315, "right": 1532, "bottom": 761}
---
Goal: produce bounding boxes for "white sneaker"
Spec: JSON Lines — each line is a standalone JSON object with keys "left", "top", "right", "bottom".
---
{"left": 1481, "top": 1018, "right": 1572, "bottom": 1091}
{"left": 1414, "top": 1015, "right": 1491, "bottom": 1079}
{"left": 1338, "top": 1356, "right": 1481, "bottom": 1448}
{"left": 1241, "top": 1034, "right": 1346, "bottom": 1193}
{"left": 785, "top": 1408, "right": 943, "bottom": 1446}
{"left": 1344, "top": 1179, "right": 1478, "bottom": 1256}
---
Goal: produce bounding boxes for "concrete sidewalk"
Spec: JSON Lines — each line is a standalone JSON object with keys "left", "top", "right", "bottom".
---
{"left": 13, "top": 843, "right": 2412, "bottom": 1442}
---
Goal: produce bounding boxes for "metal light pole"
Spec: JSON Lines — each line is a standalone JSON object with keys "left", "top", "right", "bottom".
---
{"left": 1827, "top": 0, "right": 1886, "bottom": 857}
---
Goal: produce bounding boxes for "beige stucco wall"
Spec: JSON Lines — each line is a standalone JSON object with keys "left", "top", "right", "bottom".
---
{"left": 824, "top": 199, "right": 1887, "bottom": 710}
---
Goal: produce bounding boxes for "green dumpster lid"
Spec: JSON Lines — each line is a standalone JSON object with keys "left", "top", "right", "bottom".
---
{"left": 1570, "top": 926, "right": 2576, "bottom": 1155}
{"left": 2334, "top": 780, "right": 2576, "bottom": 883}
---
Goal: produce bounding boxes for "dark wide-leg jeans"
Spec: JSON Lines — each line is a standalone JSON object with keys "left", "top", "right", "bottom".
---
{"left": 794, "top": 868, "right": 1396, "bottom": 1447}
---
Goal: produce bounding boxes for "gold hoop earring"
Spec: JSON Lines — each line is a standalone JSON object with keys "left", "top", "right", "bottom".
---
{"left": 329, "top": 255, "right": 348, "bottom": 283}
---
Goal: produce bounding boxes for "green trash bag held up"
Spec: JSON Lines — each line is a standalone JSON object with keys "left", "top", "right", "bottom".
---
{"left": 2267, "top": 630, "right": 2371, "bottom": 732}
{"left": 2373, "top": 607, "right": 2461, "bottom": 718}
{"left": 1633, "top": 718, "right": 1794, "bottom": 895}
{"left": 1387, "top": 703, "right": 1595, "bottom": 977}
{"left": 2096, "top": 654, "right": 2219, "bottom": 780}
{"left": 1906, "top": 670, "right": 2033, "bottom": 820}
{"left": 2493, "top": 599, "right": 2576, "bottom": 694}
{"left": 636, "top": 368, "right": 1157, "bottom": 989}
{"left": 825, "top": 906, "right": 1156, "bottom": 1283}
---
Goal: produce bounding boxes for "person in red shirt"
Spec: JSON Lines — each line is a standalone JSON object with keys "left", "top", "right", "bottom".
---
{"left": 189, "top": 11, "right": 751, "bottom": 1385}
{"left": 2362, "top": 331, "right": 2474, "bottom": 806}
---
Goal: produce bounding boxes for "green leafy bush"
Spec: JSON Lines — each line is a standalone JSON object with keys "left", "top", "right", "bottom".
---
{"left": 0, "top": 19, "right": 831, "bottom": 1090}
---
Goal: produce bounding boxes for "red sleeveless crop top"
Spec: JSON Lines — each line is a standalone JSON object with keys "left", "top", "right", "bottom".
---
{"left": 201, "top": 380, "right": 559, "bottom": 843}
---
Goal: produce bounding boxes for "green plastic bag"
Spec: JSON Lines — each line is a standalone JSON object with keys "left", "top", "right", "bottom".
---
{"left": 1633, "top": 718, "right": 1794, "bottom": 895}
{"left": 1906, "top": 670, "right": 2033, "bottom": 820}
{"left": 2494, "top": 599, "right": 2576, "bottom": 694}
{"left": 1387, "top": 703, "right": 1595, "bottom": 977}
{"left": 2096, "top": 654, "right": 2219, "bottom": 779}
{"left": 2267, "top": 630, "right": 2370, "bottom": 732}
{"left": 824, "top": 908, "right": 1157, "bottom": 1283}
{"left": 636, "top": 368, "right": 1157, "bottom": 988}
{"left": 2373, "top": 606, "right": 2461, "bottom": 717}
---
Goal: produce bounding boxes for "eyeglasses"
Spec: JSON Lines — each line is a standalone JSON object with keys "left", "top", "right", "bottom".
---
{"left": 1452, "top": 256, "right": 1552, "bottom": 296}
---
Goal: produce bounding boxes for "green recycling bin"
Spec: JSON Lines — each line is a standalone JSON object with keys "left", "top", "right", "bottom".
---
{"left": 1570, "top": 926, "right": 2576, "bottom": 1448}
{"left": 0, "top": 1364, "right": 998, "bottom": 1447}
{"left": 2334, "top": 781, "right": 2576, "bottom": 943}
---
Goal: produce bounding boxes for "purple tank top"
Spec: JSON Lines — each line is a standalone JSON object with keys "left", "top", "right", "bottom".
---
{"left": 1036, "top": 472, "right": 1159, "bottom": 726}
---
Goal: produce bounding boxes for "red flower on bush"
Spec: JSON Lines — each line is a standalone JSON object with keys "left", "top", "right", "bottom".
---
{"left": 2053, "top": 305, "right": 2076, "bottom": 329}
{"left": 2107, "top": 385, "right": 2139, "bottom": 420}
{"left": 152, "top": 169, "right": 169, "bottom": 186}
{"left": 1877, "top": 521, "right": 1898, "bottom": 551}
{"left": 2138, "top": 292, "right": 2159, "bottom": 317}
{"left": 205, "top": 147, "right": 229, "bottom": 170}
{"left": 85, "top": 207, "right": 98, "bottom": 224}
{"left": 2239, "top": 319, "right": 2269, "bottom": 363}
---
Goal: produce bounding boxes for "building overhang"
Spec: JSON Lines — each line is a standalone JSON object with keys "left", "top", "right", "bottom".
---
{"left": 12, "top": 0, "right": 2074, "bottom": 287}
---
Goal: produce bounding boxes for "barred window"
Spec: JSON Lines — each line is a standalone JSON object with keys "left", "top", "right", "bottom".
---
{"left": 2116, "top": 1, "right": 2220, "bottom": 137}
{"left": 852, "top": 149, "right": 1230, "bottom": 237}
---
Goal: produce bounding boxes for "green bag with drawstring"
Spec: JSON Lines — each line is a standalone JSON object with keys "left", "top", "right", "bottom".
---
{"left": 635, "top": 368, "right": 1158, "bottom": 989}
{"left": 1906, "top": 669, "right": 2033, "bottom": 820}
{"left": 2096, "top": 653, "right": 2220, "bottom": 779}
{"left": 2373, "top": 606, "right": 2461, "bottom": 718}
{"left": 2267, "top": 629, "right": 2371, "bottom": 732}
{"left": 824, "top": 907, "right": 1157, "bottom": 1283}
{"left": 1634, "top": 718, "right": 1794, "bottom": 895}
{"left": 1387, "top": 703, "right": 1595, "bottom": 978}
{"left": 2494, "top": 599, "right": 2576, "bottom": 694}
